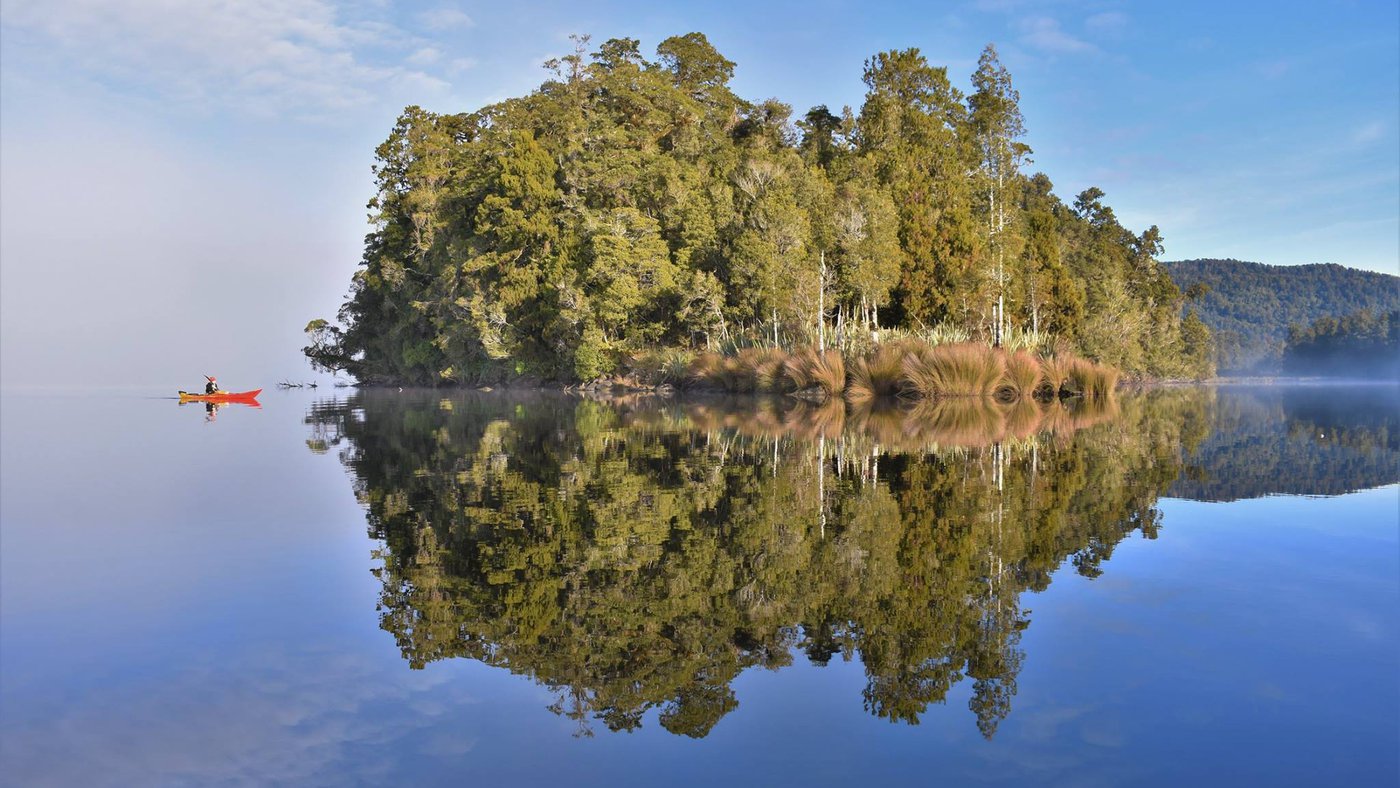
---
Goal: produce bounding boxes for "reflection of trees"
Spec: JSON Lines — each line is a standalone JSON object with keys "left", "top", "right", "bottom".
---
{"left": 307, "top": 389, "right": 1200, "bottom": 739}
{"left": 1169, "top": 385, "right": 1399, "bottom": 501}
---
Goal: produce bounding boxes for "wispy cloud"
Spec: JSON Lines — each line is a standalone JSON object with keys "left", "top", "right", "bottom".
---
{"left": 1085, "top": 11, "right": 1128, "bottom": 35}
{"left": 1, "top": 0, "right": 455, "bottom": 119}
{"left": 1017, "top": 16, "right": 1098, "bottom": 55}
{"left": 0, "top": 645, "right": 479, "bottom": 786}
{"left": 1351, "top": 120, "right": 1386, "bottom": 145}
{"left": 416, "top": 7, "right": 475, "bottom": 30}
{"left": 407, "top": 46, "right": 443, "bottom": 66}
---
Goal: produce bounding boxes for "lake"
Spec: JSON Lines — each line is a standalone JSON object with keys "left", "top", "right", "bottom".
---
{"left": 1, "top": 384, "right": 1396, "bottom": 786}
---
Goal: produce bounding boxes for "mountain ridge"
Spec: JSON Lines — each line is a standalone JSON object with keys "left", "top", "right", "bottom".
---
{"left": 1163, "top": 258, "right": 1400, "bottom": 372}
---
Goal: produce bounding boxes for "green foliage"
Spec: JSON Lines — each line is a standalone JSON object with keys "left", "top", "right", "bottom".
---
{"left": 307, "top": 35, "right": 1210, "bottom": 384}
{"left": 1283, "top": 309, "right": 1399, "bottom": 378}
{"left": 1165, "top": 259, "right": 1400, "bottom": 373}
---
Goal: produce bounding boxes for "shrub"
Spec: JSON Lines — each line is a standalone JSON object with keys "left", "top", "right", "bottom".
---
{"left": 632, "top": 348, "right": 695, "bottom": 386}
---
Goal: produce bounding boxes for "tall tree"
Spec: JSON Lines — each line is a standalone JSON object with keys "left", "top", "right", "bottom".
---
{"left": 969, "top": 44, "right": 1030, "bottom": 345}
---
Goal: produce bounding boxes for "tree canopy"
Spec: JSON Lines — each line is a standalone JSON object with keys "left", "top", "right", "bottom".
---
{"left": 307, "top": 35, "right": 1211, "bottom": 384}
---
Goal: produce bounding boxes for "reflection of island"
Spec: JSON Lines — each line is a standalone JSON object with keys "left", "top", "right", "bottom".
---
{"left": 1169, "top": 385, "right": 1399, "bottom": 502}
{"left": 306, "top": 390, "right": 1204, "bottom": 739}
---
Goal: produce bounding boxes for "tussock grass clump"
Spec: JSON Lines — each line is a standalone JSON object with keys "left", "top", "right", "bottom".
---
{"left": 1040, "top": 354, "right": 1073, "bottom": 398}
{"left": 688, "top": 348, "right": 787, "bottom": 392}
{"left": 783, "top": 348, "right": 846, "bottom": 399}
{"left": 1078, "top": 360, "right": 1120, "bottom": 400}
{"left": 902, "top": 342, "right": 1006, "bottom": 399}
{"left": 999, "top": 350, "right": 1044, "bottom": 401}
{"left": 740, "top": 347, "right": 789, "bottom": 393}
{"left": 689, "top": 339, "right": 1117, "bottom": 402}
{"left": 687, "top": 352, "right": 725, "bottom": 390}
{"left": 1064, "top": 357, "right": 1094, "bottom": 398}
{"left": 846, "top": 341, "right": 914, "bottom": 402}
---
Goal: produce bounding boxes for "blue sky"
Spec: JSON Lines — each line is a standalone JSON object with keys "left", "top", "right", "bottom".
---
{"left": 1, "top": 0, "right": 1396, "bottom": 386}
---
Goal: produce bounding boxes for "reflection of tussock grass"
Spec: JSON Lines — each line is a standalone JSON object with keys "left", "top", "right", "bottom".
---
{"left": 680, "top": 394, "right": 1119, "bottom": 452}
{"left": 687, "top": 341, "right": 1118, "bottom": 402}
{"left": 904, "top": 398, "right": 1007, "bottom": 448}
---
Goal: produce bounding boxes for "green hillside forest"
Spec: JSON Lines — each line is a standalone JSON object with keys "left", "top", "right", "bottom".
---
{"left": 305, "top": 33, "right": 1213, "bottom": 386}
{"left": 1164, "top": 258, "right": 1400, "bottom": 373}
{"left": 1282, "top": 309, "right": 1399, "bottom": 378}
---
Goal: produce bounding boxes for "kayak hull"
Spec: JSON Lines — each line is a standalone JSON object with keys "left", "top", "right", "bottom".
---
{"left": 179, "top": 388, "right": 262, "bottom": 403}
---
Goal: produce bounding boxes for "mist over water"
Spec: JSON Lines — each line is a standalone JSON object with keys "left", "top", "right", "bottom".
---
{"left": 1, "top": 384, "right": 1396, "bottom": 785}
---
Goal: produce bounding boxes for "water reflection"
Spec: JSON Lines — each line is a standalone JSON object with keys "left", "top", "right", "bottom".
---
{"left": 1170, "top": 384, "right": 1399, "bottom": 500}
{"left": 179, "top": 399, "right": 261, "bottom": 422}
{"left": 306, "top": 390, "right": 1194, "bottom": 739}
{"left": 305, "top": 385, "right": 1396, "bottom": 740}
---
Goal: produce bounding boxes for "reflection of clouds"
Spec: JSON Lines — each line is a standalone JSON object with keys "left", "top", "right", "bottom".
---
{"left": 1, "top": 645, "right": 477, "bottom": 786}
{"left": 956, "top": 702, "right": 1143, "bottom": 786}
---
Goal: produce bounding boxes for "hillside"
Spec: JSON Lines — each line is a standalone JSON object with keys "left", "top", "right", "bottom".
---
{"left": 1164, "top": 259, "right": 1400, "bottom": 373}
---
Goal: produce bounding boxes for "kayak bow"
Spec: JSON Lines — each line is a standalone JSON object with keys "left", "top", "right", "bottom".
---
{"left": 178, "top": 388, "right": 262, "bottom": 403}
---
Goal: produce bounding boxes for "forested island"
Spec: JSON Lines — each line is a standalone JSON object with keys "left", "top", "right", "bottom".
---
{"left": 1165, "top": 258, "right": 1400, "bottom": 373}
{"left": 304, "top": 33, "right": 1213, "bottom": 387}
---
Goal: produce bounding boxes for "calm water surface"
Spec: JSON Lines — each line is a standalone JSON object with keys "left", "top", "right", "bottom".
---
{"left": 1, "top": 384, "right": 1396, "bottom": 786}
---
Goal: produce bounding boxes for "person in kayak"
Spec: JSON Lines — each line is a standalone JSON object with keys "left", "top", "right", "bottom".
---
{"left": 204, "top": 375, "right": 219, "bottom": 395}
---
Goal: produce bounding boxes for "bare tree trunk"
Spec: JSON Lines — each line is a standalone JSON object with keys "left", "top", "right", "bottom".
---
{"left": 818, "top": 250, "right": 825, "bottom": 353}
{"left": 818, "top": 434, "right": 826, "bottom": 539}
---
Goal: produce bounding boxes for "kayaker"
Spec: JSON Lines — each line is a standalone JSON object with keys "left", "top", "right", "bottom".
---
{"left": 204, "top": 375, "right": 219, "bottom": 395}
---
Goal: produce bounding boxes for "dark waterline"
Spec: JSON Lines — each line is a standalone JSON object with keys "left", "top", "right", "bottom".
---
{"left": 1, "top": 384, "right": 1396, "bottom": 785}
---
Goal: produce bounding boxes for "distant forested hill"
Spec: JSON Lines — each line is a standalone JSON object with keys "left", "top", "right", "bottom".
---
{"left": 1164, "top": 259, "right": 1400, "bottom": 373}
{"left": 1283, "top": 309, "right": 1398, "bottom": 378}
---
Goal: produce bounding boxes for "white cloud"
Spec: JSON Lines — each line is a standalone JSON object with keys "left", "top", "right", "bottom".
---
{"left": 416, "top": 7, "right": 475, "bottom": 30}
{"left": 408, "top": 46, "right": 443, "bottom": 66}
{"left": 0, "top": 0, "right": 452, "bottom": 119}
{"left": 1018, "top": 17, "right": 1097, "bottom": 55}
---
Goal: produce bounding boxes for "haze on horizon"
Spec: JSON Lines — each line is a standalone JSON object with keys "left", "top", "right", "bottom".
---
{"left": 1, "top": 0, "right": 1396, "bottom": 388}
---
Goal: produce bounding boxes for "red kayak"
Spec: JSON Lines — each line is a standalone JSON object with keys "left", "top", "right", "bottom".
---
{"left": 179, "top": 388, "right": 262, "bottom": 403}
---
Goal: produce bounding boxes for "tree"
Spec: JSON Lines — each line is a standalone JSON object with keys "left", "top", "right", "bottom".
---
{"left": 856, "top": 48, "right": 977, "bottom": 327}
{"left": 969, "top": 44, "right": 1030, "bottom": 345}
{"left": 656, "top": 32, "right": 736, "bottom": 97}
